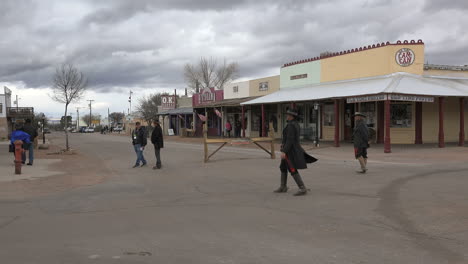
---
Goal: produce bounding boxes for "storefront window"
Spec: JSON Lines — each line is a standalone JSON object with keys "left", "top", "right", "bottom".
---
{"left": 361, "top": 102, "right": 376, "bottom": 128}
{"left": 323, "top": 103, "right": 335, "bottom": 126}
{"left": 391, "top": 103, "right": 412, "bottom": 128}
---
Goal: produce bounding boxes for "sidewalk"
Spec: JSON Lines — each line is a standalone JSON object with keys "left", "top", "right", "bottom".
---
{"left": 0, "top": 142, "right": 64, "bottom": 182}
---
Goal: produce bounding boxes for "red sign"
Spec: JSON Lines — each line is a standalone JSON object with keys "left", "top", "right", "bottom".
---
{"left": 161, "top": 95, "right": 176, "bottom": 110}
{"left": 395, "top": 48, "right": 415, "bottom": 67}
{"left": 192, "top": 88, "right": 224, "bottom": 107}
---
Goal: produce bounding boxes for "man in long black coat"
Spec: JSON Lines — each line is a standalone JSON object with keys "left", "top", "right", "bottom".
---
{"left": 151, "top": 120, "right": 164, "bottom": 169}
{"left": 353, "top": 112, "right": 369, "bottom": 173}
{"left": 274, "top": 108, "right": 317, "bottom": 196}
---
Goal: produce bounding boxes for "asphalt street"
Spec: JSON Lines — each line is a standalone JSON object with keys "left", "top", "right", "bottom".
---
{"left": 0, "top": 132, "right": 467, "bottom": 264}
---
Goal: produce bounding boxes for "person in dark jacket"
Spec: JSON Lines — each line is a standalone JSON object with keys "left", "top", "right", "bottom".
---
{"left": 151, "top": 120, "right": 164, "bottom": 169}
{"left": 274, "top": 108, "right": 317, "bottom": 196}
{"left": 10, "top": 123, "right": 31, "bottom": 164}
{"left": 131, "top": 122, "right": 147, "bottom": 168}
{"left": 22, "top": 119, "right": 38, "bottom": 165}
{"left": 353, "top": 112, "right": 369, "bottom": 173}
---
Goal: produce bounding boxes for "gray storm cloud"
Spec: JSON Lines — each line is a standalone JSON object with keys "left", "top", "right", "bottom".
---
{"left": 0, "top": 0, "right": 467, "bottom": 93}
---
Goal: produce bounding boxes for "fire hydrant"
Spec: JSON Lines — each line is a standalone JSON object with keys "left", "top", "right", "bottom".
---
{"left": 14, "top": 140, "right": 23, "bottom": 175}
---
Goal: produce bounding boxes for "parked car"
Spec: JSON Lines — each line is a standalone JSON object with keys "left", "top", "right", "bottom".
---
{"left": 79, "top": 126, "right": 87, "bottom": 133}
{"left": 43, "top": 127, "right": 51, "bottom": 134}
{"left": 84, "top": 127, "right": 95, "bottom": 133}
{"left": 113, "top": 126, "right": 123, "bottom": 132}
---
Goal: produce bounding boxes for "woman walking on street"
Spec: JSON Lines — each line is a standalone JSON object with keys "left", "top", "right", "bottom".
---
{"left": 274, "top": 108, "right": 317, "bottom": 196}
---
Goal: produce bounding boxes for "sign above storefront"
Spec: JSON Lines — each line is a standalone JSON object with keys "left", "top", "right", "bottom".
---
{"left": 161, "top": 95, "right": 176, "bottom": 110}
{"left": 347, "top": 94, "right": 387, "bottom": 103}
{"left": 395, "top": 48, "right": 415, "bottom": 67}
{"left": 347, "top": 94, "right": 434, "bottom": 103}
{"left": 389, "top": 94, "right": 434, "bottom": 102}
{"left": 192, "top": 87, "right": 224, "bottom": 107}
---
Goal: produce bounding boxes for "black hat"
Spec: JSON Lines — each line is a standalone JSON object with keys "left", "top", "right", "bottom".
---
{"left": 286, "top": 108, "right": 299, "bottom": 117}
{"left": 353, "top": 112, "right": 367, "bottom": 118}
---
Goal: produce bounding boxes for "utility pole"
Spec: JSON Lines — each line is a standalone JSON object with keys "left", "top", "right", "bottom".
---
{"left": 128, "top": 91, "right": 133, "bottom": 115}
{"left": 87, "top": 100, "right": 94, "bottom": 127}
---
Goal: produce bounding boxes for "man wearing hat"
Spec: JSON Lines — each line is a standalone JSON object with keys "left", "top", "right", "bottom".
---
{"left": 274, "top": 108, "right": 317, "bottom": 196}
{"left": 151, "top": 119, "right": 164, "bottom": 169}
{"left": 353, "top": 112, "right": 369, "bottom": 173}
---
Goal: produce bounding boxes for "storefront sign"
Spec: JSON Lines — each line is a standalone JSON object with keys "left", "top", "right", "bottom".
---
{"left": 395, "top": 48, "right": 415, "bottom": 67}
{"left": 259, "top": 82, "right": 269, "bottom": 91}
{"left": 290, "top": 74, "right": 308, "bottom": 80}
{"left": 389, "top": 94, "right": 434, "bottom": 102}
{"left": 161, "top": 95, "right": 176, "bottom": 110}
{"left": 347, "top": 95, "right": 387, "bottom": 103}
{"left": 199, "top": 88, "right": 215, "bottom": 104}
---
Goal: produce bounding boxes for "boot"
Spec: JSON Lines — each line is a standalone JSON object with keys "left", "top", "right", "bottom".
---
{"left": 292, "top": 173, "right": 307, "bottom": 196}
{"left": 273, "top": 172, "right": 288, "bottom": 193}
{"left": 356, "top": 157, "right": 367, "bottom": 173}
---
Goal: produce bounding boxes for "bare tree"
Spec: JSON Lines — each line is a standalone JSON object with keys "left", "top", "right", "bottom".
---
{"left": 82, "top": 114, "right": 101, "bottom": 126}
{"left": 136, "top": 93, "right": 170, "bottom": 125}
{"left": 51, "top": 63, "right": 87, "bottom": 151}
{"left": 109, "top": 112, "right": 125, "bottom": 125}
{"left": 184, "top": 57, "right": 238, "bottom": 92}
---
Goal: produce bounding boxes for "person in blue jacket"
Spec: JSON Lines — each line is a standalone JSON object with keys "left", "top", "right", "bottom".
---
{"left": 10, "top": 123, "right": 31, "bottom": 164}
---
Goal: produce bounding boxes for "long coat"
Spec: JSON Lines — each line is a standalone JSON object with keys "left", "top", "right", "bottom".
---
{"left": 151, "top": 125, "right": 164, "bottom": 149}
{"left": 281, "top": 120, "right": 317, "bottom": 170}
{"left": 353, "top": 120, "right": 369, "bottom": 148}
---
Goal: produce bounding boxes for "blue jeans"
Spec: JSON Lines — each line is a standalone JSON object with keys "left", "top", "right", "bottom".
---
{"left": 133, "top": 144, "right": 147, "bottom": 165}
{"left": 21, "top": 143, "right": 33, "bottom": 164}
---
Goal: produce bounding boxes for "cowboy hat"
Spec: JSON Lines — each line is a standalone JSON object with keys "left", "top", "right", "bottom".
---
{"left": 286, "top": 108, "right": 299, "bottom": 117}
{"left": 353, "top": 112, "right": 367, "bottom": 118}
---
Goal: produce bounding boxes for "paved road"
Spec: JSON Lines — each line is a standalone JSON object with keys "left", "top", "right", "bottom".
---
{"left": 0, "top": 133, "right": 467, "bottom": 263}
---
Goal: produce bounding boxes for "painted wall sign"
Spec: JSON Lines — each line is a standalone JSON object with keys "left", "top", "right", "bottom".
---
{"left": 161, "top": 95, "right": 176, "bottom": 110}
{"left": 199, "top": 88, "right": 216, "bottom": 104}
{"left": 395, "top": 48, "right": 415, "bottom": 67}
{"left": 389, "top": 94, "right": 434, "bottom": 102}
{"left": 347, "top": 94, "right": 388, "bottom": 103}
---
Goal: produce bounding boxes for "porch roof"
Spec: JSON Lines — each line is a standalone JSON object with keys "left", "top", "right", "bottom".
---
{"left": 158, "top": 107, "right": 193, "bottom": 115}
{"left": 194, "top": 96, "right": 260, "bottom": 108}
{"left": 241, "top": 72, "right": 468, "bottom": 105}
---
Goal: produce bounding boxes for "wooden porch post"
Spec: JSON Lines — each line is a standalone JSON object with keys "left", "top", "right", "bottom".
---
{"left": 459, "top": 98, "right": 465, "bottom": 146}
{"left": 261, "top": 104, "right": 265, "bottom": 137}
{"left": 334, "top": 99, "right": 340, "bottom": 147}
{"left": 415, "top": 102, "right": 423, "bottom": 144}
{"left": 242, "top": 105, "right": 245, "bottom": 138}
{"left": 384, "top": 98, "right": 391, "bottom": 153}
{"left": 438, "top": 97, "right": 445, "bottom": 148}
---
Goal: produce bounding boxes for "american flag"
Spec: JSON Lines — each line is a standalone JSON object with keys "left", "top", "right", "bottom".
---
{"left": 197, "top": 113, "right": 207, "bottom": 122}
{"left": 214, "top": 108, "right": 222, "bottom": 118}
{"left": 178, "top": 114, "right": 184, "bottom": 119}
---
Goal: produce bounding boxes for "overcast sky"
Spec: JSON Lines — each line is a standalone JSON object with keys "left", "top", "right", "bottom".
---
{"left": 1, "top": 0, "right": 467, "bottom": 119}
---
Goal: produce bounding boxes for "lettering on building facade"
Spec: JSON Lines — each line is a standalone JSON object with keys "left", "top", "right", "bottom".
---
{"left": 395, "top": 48, "right": 415, "bottom": 67}
{"left": 161, "top": 95, "right": 176, "bottom": 110}
{"left": 290, "top": 74, "right": 308, "bottom": 80}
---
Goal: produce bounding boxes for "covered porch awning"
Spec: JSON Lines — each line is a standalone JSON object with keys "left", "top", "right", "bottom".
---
{"left": 158, "top": 107, "right": 193, "bottom": 116}
{"left": 241, "top": 72, "right": 468, "bottom": 105}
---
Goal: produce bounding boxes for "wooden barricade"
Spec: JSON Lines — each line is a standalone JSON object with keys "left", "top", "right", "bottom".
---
{"left": 203, "top": 122, "right": 276, "bottom": 162}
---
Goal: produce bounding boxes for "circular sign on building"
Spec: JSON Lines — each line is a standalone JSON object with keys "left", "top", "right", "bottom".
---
{"left": 395, "top": 48, "right": 415, "bottom": 67}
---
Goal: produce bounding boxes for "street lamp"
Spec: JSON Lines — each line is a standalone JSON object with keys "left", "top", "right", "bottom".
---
{"left": 41, "top": 113, "right": 46, "bottom": 144}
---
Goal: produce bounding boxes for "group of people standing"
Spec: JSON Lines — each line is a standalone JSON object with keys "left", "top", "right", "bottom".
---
{"left": 131, "top": 120, "right": 164, "bottom": 170}
{"left": 9, "top": 119, "right": 38, "bottom": 165}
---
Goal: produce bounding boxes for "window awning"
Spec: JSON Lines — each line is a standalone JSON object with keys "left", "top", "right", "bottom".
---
{"left": 241, "top": 72, "right": 468, "bottom": 105}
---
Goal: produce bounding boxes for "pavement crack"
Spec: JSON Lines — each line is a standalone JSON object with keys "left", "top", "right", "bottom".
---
{"left": 0, "top": 216, "right": 20, "bottom": 230}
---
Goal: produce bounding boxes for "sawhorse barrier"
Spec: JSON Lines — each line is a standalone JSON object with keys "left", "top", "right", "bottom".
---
{"left": 203, "top": 122, "right": 276, "bottom": 162}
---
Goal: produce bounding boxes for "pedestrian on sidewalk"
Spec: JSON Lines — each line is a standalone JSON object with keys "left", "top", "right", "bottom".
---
{"left": 225, "top": 120, "right": 232, "bottom": 138}
{"left": 22, "top": 119, "right": 38, "bottom": 165}
{"left": 235, "top": 119, "right": 241, "bottom": 138}
{"left": 274, "top": 108, "right": 317, "bottom": 196}
{"left": 131, "top": 122, "right": 147, "bottom": 168}
{"left": 353, "top": 112, "right": 369, "bottom": 173}
{"left": 10, "top": 123, "right": 31, "bottom": 164}
{"left": 151, "top": 120, "right": 164, "bottom": 169}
